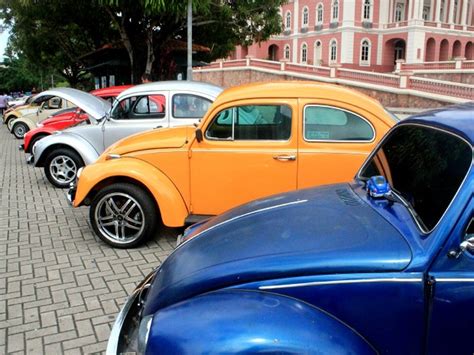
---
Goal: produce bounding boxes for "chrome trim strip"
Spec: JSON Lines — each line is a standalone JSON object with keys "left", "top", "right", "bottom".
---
{"left": 259, "top": 278, "right": 423, "bottom": 290}
{"left": 175, "top": 199, "right": 308, "bottom": 250}
{"left": 436, "top": 278, "right": 474, "bottom": 282}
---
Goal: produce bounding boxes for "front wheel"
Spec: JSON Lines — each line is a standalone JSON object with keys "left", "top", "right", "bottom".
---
{"left": 89, "top": 183, "right": 159, "bottom": 248}
{"left": 12, "top": 122, "right": 29, "bottom": 139}
{"left": 44, "top": 148, "right": 84, "bottom": 188}
{"left": 5, "top": 115, "right": 17, "bottom": 130}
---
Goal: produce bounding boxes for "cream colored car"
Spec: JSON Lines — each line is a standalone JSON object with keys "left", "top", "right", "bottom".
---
{"left": 9, "top": 96, "right": 75, "bottom": 139}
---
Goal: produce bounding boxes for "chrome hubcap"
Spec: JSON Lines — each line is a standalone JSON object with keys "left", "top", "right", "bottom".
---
{"left": 95, "top": 193, "right": 145, "bottom": 244}
{"left": 49, "top": 155, "right": 77, "bottom": 184}
{"left": 15, "top": 125, "right": 26, "bottom": 137}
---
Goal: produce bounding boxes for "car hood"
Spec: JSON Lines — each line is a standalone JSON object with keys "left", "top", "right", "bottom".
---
{"left": 106, "top": 126, "right": 193, "bottom": 156}
{"left": 33, "top": 88, "right": 110, "bottom": 122}
{"left": 143, "top": 184, "right": 412, "bottom": 315}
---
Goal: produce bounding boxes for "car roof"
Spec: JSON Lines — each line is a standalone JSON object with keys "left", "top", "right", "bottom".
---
{"left": 403, "top": 102, "right": 474, "bottom": 146}
{"left": 117, "top": 80, "right": 223, "bottom": 99}
{"left": 213, "top": 81, "right": 393, "bottom": 122}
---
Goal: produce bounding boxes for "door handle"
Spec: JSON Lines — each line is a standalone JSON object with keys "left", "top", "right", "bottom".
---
{"left": 273, "top": 155, "right": 296, "bottom": 161}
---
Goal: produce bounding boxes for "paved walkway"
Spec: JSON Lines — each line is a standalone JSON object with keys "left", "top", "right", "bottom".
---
{"left": 0, "top": 122, "right": 178, "bottom": 354}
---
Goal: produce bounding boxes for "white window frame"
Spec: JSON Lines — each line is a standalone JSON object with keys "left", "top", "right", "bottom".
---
{"left": 301, "top": 43, "right": 308, "bottom": 63}
{"left": 362, "top": 0, "right": 372, "bottom": 21}
{"left": 395, "top": 1, "right": 405, "bottom": 22}
{"left": 360, "top": 39, "right": 371, "bottom": 66}
{"left": 317, "top": 3, "right": 324, "bottom": 24}
{"left": 332, "top": 0, "right": 339, "bottom": 21}
{"left": 285, "top": 11, "right": 292, "bottom": 30}
{"left": 284, "top": 44, "right": 291, "bottom": 60}
{"left": 314, "top": 40, "right": 323, "bottom": 65}
{"left": 302, "top": 6, "right": 309, "bottom": 27}
{"left": 330, "top": 39, "right": 338, "bottom": 63}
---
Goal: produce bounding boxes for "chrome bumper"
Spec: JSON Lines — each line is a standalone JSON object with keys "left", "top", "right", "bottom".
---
{"left": 67, "top": 182, "right": 77, "bottom": 206}
{"left": 106, "top": 269, "right": 157, "bottom": 355}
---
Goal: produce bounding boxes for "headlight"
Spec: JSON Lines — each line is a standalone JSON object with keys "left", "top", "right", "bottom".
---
{"left": 77, "top": 167, "right": 84, "bottom": 179}
{"left": 138, "top": 315, "right": 153, "bottom": 354}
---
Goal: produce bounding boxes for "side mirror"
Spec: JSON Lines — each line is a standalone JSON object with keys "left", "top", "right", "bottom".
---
{"left": 195, "top": 128, "right": 203, "bottom": 142}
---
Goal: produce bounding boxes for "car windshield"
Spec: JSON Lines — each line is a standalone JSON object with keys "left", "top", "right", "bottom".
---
{"left": 359, "top": 124, "right": 472, "bottom": 232}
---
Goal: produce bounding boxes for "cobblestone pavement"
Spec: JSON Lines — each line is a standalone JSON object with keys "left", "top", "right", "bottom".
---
{"left": 0, "top": 122, "right": 179, "bottom": 354}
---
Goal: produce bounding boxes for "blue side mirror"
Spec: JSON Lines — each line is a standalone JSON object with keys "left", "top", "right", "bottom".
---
{"left": 366, "top": 175, "right": 391, "bottom": 199}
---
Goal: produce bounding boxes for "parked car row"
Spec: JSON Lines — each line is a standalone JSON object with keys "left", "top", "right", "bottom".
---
{"left": 3, "top": 80, "right": 472, "bottom": 354}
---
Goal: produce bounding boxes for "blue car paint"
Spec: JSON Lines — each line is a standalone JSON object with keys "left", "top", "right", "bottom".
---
{"left": 147, "top": 290, "right": 376, "bottom": 354}
{"left": 110, "top": 102, "right": 474, "bottom": 354}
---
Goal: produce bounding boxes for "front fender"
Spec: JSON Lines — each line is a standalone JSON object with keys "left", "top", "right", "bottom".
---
{"left": 13, "top": 115, "right": 36, "bottom": 130}
{"left": 75, "top": 157, "right": 189, "bottom": 227}
{"left": 33, "top": 132, "right": 100, "bottom": 167}
{"left": 145, "top": 290, "right": 376, "bottom": 354}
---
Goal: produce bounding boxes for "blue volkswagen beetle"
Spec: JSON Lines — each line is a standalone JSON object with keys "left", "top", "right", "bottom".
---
{"left": 107, "top": 102, "right": 473, "bottom": 354}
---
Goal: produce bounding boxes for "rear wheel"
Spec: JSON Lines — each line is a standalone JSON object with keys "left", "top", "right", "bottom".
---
{"left": 90, "top": 183, "right": 158, "bottom": 248}
{"left": 44, "top": 148, "right": 84, "bottom": 188}
{"left": 12, "top": 122, "right": 29, "bottom": 139}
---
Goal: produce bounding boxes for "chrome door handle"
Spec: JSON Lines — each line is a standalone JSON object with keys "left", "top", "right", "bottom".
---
{"left": 273, "top": 155, "right": 296, "bottom": 161}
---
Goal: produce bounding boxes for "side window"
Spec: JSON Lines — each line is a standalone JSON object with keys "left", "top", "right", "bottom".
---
{"left": 206, "top": 104, "right": 291, "bottom": 141}
{"left": 172, "top": 94, "right": 211, "bottom": 119}
{"left": 304, "top": 105, "right": 374, "bottom": 141}
{"left": 111, "top": 95, "right": 165, "bottom": 119}
{"left": 43, "top": 97, "right": 62, "bottom": 110}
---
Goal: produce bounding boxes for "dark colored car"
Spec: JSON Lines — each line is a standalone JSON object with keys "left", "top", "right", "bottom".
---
{"left": 107, "top": 102, "right": 473, "bottom": 354}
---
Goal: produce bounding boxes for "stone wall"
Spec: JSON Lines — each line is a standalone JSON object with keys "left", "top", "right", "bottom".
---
{"left": 193, "top": 69, "right": 449, "bottom": 108}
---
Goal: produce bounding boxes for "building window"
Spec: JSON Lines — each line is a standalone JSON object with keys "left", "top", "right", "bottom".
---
{"left": 302, "top": 7, "right": 309, "bottom": 27}
{"left": 301, "top": 43, "right": 308, "bottom": 63}
{"left": 363, "top": 0, "right": 371, "bottom": 20}
{"left": 314, "top": 41, "right": 322, "bottom": 65}
{"left": 440, "top": 0, "right": 445, "bottom": 21}
{"left": 332, "top": 0, "right": 339, "bottom": 21}
{"left": 360, "top": 39, "right": 370, "bottom": 64}
{"left": 285, "top": 11, "right": 291, "bottom": 29}
{"left": 453, "top": 0, "right": 458, "bottom": 23}
{"left": 395, "top": 2, "right": 404, "bottom": 22}
{"left": 423, "top": 6, "right": 430, "bottom": 20}
{"left": 317, "top": 3, "right": 324, "bottom": 23}
{"left": 330, "top": 40, "right": 337, "bottom": 62}
{"left": 284, "top": 45, "right": 290, "bottom": 60}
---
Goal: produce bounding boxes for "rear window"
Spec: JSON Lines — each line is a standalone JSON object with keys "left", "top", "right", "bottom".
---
{"left": 360, "top": 124, "right": 472, "bottom": 232}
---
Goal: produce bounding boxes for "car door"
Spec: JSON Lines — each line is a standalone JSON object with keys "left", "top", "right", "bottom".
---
{"left": 297, "top": 99, "right": 383, "bottom": 189}
{"left": 426, "top": 198, "right": 474, "bottom": 354}
{"left": 102, "top": 92, "right": 168, "bottom": 149}
{"left": 189, "top": 99, "right": 298, "bottom": 216}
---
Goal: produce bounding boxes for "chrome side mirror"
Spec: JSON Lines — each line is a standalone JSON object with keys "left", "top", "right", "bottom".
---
{"left": 449, "top": 235, "right": 474, "bottom": 259}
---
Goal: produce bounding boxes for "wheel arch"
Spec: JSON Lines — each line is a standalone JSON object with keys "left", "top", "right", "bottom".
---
{"left": 36, "top": 143, "right": 84, "bottom": 167}
{"left": 77, "top": 159, "right": 189, "bottom": 227}
{"left": 25, "top": 132, "right": 49, "bottom": 153}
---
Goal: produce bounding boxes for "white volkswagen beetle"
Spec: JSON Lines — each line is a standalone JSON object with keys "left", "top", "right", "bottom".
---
{"left": 29, "top": 81, "right": 223, "bottom": 188}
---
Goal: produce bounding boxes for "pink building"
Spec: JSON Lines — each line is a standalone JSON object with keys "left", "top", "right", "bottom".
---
{"left": 231, "top": 0, "right": 474, "bottom": 72}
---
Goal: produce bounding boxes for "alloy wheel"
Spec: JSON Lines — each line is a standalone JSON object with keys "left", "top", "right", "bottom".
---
{"left": 49, "top": 155, "right": 77, "bottom": 185}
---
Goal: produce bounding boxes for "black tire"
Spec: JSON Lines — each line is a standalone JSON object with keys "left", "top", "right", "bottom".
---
{"left": 12, "top": 122, "right": 29, "bottom": 139}
{"left": 28, "top": 134, "right": 48, "bottom": 153}
{"left": 89, "top": 183, "right": 159, "bottom": 248}
{"left": 44, "top": 148, "right": 84, "bottom": 188}
{"left": 5, "top": 115, "right": 17, "bottom": 129}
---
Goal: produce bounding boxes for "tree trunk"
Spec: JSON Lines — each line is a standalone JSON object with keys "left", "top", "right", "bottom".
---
{"left": 144, "top": 24, "right": 154, "bottom": 77}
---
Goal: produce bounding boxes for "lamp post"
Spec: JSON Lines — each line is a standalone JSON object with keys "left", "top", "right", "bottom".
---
{"left": 187, "top": 0, "right": 193, "bottom": 81}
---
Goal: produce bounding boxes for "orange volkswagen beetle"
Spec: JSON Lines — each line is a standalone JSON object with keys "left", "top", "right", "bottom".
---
{"left": 68, "top": 81, "right": 397, "bottom": 248}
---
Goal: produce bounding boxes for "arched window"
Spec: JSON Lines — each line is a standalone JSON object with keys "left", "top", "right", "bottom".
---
{"left": 285, "top": 11, "right": 291, "bottom": 29}
{"left": 284, "top": 45, "right": 291, "bottom": 60}
{"left": 332, "top": 0, "right": 339, "bottom": 21}
{"left": 330, "top": 40, "right": 337, "bottom": 62}
{"left": 314, "top": 41, "right": 322, "bottom": 65}
{"left": 301, "top": 43, "right": 308, "bottom": 63}
{"left": 302, "top": 7, "right": 309, "bottom": 26}
{"left": 363, "top": 0, "right": 371, "bottom": 20}
{"left": 317, "top": 3, "right": 324, "bottom": 23}
{"left": 361, "top": 39, "right": 370, "bottom": 64}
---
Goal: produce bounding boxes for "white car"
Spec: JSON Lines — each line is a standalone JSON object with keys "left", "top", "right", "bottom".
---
{"left": 29, "top": 81, "right": 223, "bottom": 188}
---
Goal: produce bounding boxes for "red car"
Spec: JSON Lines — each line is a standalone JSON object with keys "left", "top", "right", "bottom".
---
{"left": 21, "top": 85, "right": 132, "bottom": 153}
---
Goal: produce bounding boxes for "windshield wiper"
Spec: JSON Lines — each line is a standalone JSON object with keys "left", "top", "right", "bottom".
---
{"left": 384, "top": 190, "right": 428, "bottom": 231}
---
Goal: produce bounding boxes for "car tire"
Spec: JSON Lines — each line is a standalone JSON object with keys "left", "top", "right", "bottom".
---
{"left": 89, "top": 183, "right": 158, "bottom": 248}
{"left": 44, "top": 148, "right": 84, "bottom": 188}
{"left": 5, "top": 115, "right": 17, "bottom": 130}
{"left": 12, "top": 122, "right": 29, "bottom": 139}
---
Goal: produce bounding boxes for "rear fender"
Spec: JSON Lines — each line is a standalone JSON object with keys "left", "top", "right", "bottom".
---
{"left": 34, "top": 132, "right": 99, "bottom": 167}
{"left": 76, "top": 157, "right": 188, "bottom": 227}
{"left": 145, "top": 290, "right": 376, "bottom": 354}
